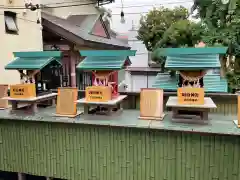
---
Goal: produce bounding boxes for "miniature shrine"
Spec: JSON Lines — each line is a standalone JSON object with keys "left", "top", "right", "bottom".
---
{"left": 76, "top": 50, "right": 136, "bottom": 115}
{"left": 3, "top": 51, "right": 62, "bottom": 113}
{"left": 152, "top": 43, "right": 228, "bottom": 123}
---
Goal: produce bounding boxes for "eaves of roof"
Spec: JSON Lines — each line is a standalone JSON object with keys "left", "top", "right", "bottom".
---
{"left": 41, "top": 12, "right": 130, "bottom": 49}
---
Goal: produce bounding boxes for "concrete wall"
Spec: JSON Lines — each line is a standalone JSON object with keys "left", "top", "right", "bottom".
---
{"left": 0, "top": 0, "right": 43, "bottom": 85}
{"left": 41, "top": 0, "right": 100, "bottom": 18}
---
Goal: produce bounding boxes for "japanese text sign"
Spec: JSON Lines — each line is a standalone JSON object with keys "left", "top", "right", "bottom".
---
{"left": 86, "top": 86, "right": 112, "bottom": 102}
{"left": 177, "top": 87, "right": 204, "bottom": 105}
{"left": 10, "top": 84, "right": 36, "bottom": 99}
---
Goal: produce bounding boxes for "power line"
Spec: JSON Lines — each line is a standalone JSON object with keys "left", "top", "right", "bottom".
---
{"left": 0, "top": 0, "right": 193, "bottom": 10}
{"left": 113, "top": 0, "right": 193, "bottom": 9}
{"left": 111, "top": 0, "right": 193, "bottom": 15}
{"left": 42, "top": 0, "right": 89, "bottom": 5}
{"left": 112, "top": 12, "right": 148, "bottom": 15}
{"left": 0, "top": 2, "right": 96, "bottom": 9}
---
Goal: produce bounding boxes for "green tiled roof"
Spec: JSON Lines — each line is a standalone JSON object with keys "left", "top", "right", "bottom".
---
{"left": 77, "top": 56, "right": 130, "bottom": 70}
{"left": 80, "top": 50, "right": 136, "bottom": 57}
{"left": 5, "top": 51, "right": 62, "bottom": 70}
{"left": 155, "top": 47, "right": 228, "bottom": 56}
{"left": 165, "top": 54, "right": 221, "bottom": 69}
{"left": 153, "top": 47, "right": 227, "bottom": 70}
{"left": 152, "top": 73, "right": 228, "bottom": 93}
{"left": 152, "top": 73, "right": 178, "bottom": 90}
{"left": 203, "top": 75, "right": 228, "bottom": 93}
{"left": 77, "top": 50, "right": 136, "bottom": 70}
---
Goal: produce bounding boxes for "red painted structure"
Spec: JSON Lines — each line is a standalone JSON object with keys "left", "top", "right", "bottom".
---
{"left": 92, "top": 71, "right": 119, "bottom": 98}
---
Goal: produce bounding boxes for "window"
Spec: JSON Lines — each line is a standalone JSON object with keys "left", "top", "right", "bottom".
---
{"left": 4, "top": 11, "right": 18, "bottom": 34}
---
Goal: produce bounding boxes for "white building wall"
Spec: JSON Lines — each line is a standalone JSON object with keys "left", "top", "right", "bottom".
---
{"left": 0, "top": 0, "right": 43, "bottom": 85}
{"left": 128, "top": 29, "right": 148, "bottom": 67}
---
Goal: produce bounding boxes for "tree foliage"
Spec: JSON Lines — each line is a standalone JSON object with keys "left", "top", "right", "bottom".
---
{"left": 137, "top": 6, "right": 204, "bottom": 67}
{"left": 138, "top": 0, "right": 240, "bottom": 92}
{"left": 137, "top": 6, "right": 189, "bottom": 51}
{"left": 192, "top": 0, "right": 240, "bottom": 54}
{"left": 192, "top": 0, "right": 240, "bottom": 92}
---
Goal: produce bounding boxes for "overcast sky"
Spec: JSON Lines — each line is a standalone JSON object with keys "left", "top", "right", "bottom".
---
{"left": 104, "top": 0, "right": 194, "bottom": 33}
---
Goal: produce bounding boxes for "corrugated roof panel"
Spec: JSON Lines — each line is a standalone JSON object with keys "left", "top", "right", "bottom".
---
{"left": 5, "top": 51, "right": 62, "bottom": 70}
{"left": 5, "top": 57, "right": 61, "bottom": 70}
{"left": 165, "top": 54, "right": 221, "bottom": 69}
{"left": 152, "top": 73, "right": 178, "bottom": 90}
{"left": 156, "top": 47, "right": 228, "bottom": 56}
{"left": 152, "top": 73, "right": 228, "bottom": 92}
{"left": 204, "top": 75, "right": 228, "bottom": 93}
{"left": 79, "top": 50, "right": 136, "bottom": 57}
{"left": 13, "top": 51, "right": 62, "bottom": 58}
{"left": 77, "top": 56, "right": 129, "bottom": 70}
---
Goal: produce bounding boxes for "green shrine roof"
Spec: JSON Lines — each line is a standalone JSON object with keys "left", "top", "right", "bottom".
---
{"left": 152, "top": 73, "right": 178, "bottom": 90}
{"left": 77, "top": 50, "right": 136, "bottom": 70}
{"left": 152, "top": 73, "right": 228, "bottom": 93}
{"left": 5, "top": 51, "right": 62, "bottom": 70}
{"left": 203, "top": 75, "right": 228, "bottom": 93}
{"left": 154, "top": 47, "right": 228, "bottom": 70}
{"left": 165, "top": 54, "right": 221, "bottom": 69}
{"left": 155, "top": 47, "right": 228, "bottom": 56}
{"left": 79, "top": 50, "right": 136, "bottom": 57}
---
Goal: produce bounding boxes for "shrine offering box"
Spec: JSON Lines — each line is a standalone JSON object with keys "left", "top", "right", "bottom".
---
{"left": 177, "top": 87, "right": 204, "bottom": 105}
{"left": 139, "top": 88, "right": 165, "bottom": 120}
{"left": 0, "top": 85, "right": 9, "bottom": 109}
{"left": 10, "top": 84, "right": 36, "bottom": 99}
{"left": 56, "top": 87, "right": 78, "bottom": 116}
{"left": 86, "top": 86, "right": 112, "bottom": 102}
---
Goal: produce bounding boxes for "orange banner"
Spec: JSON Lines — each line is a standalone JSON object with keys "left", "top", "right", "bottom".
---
{"left": 10, "top": 84, "right": 36, "bottom": 99}
{"left": 177, "top": 87, "right": 204, "bottom": 105}
{"left": 86, "top": 86, "right": 112, "bottom": 102}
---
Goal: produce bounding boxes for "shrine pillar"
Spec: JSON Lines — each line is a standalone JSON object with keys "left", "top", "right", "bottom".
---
{"left": 70, "top": 51, "right": 77, "bottom": 87}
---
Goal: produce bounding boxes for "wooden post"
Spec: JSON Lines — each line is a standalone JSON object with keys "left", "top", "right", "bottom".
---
{"left": 0, "top": 84, "right": 9, "bottom": 109}
{"left": 70, "top": 51, "right": 76, "bottom": 87}
{"left": 113, "top": 71, "right": 118, "bottom": 96}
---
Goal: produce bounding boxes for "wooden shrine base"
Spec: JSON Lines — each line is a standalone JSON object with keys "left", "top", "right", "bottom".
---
{"left": 54, "top": 111, "right": 83, "bottom": 118}
{"left": 166, "top": 96, "right": 216, "bottom": 124}
{"left": 138, "top": 113, "right": 165, "bottom": 121}
{"left": 171, "top": 115, "right": 209, "bottom": 125}
{"left": 76, "top": 95, "right": 127, "bottom": 116}
{"left": 233, "top": 120, "right": 240, "bottom": 128}
{"left": 3, "top": 93, "right": 57, "bottom": 114}
{"left": 89, "top": 108, "right": 123, "bottom": 116}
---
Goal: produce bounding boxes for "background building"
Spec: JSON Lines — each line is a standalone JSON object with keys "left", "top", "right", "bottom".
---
{"left": 117, "top": 23, "right": 160, "bottom": 92}
{"left": 0, "top": 0, "right": 43, "bottom": 85}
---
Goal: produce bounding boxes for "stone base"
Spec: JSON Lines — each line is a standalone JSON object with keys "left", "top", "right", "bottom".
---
{"left": 172, "top": 114, "right": 209, "bottom": 124}
{"left": 166, "top": 96, "right": 217, "bottom": 124}
{"left": 54, "top": 111, "right": 83, "bottom": 118}
{"left": 76, "top": 95, "right": 127, "bottom": 116}
{"left": 138, "top": 113, "right": 165, "bottom": 121}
